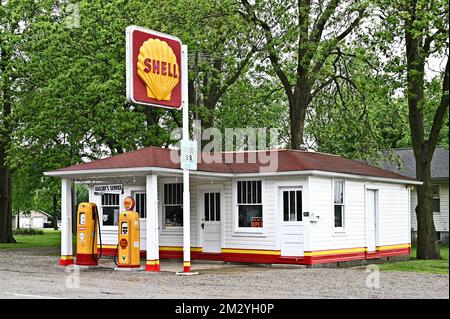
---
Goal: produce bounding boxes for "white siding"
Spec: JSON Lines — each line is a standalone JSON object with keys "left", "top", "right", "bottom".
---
{"left": 410, "top": 182, "right": 449, "bottom": 232}
{"left": 377, "top": 183, "right": 410, "bottom": 246}
{"left": 308, "top": 177, "right": 410, "bottom": 251}
{"left": 223, "top": 176, "right": 306, "bottom": 251}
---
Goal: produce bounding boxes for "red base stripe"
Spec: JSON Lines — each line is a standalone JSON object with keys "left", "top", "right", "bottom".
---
{"left": 76, "top": 253, "right": 99, "bottom": 266}
{"left": 98, "top": 246, "right": 410, "bottom": 265}
{"left": 59, "top": 258, "right": 74, "bottom": 266}
{"left": 184, "top": 266, "right": 191, "bottom": 273}
{"left": 117, "top": 264, "right": 141, "bottom": 268}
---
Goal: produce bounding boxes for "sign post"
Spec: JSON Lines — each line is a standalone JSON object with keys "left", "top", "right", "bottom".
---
{"left": 180, "top": 44, "right": 195, "bottom": 274}
{"left": 126, "top": 26, "right": 195, "bottom": 274}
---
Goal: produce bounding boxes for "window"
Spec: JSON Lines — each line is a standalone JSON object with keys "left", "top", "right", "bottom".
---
{"left": 133, "top": 192, "right": 147, "bottom": 218}
{"left": 283, "top": 190, "right": 302, "bottom": 222}
{"left": 432, "top": 185, "right": 440, "bottom": 213}
{"left": 237, "top": 181, "right": 263, "bottom": 228}
{"left": 204, "top": 192, "right": 221, "bottom": 221}
{"left": 101, "top": 194, "right": 120, "bottom": 226}
{"left": 333, "top": 180, "right": 344, "bottom": 228}
{"left": 163, "top": 183, "right": 183, "bottom": 227}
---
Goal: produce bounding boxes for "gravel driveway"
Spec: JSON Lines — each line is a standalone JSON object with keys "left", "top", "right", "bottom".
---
{"left": 0, "top": 248, "right": 448, "bottom": 299}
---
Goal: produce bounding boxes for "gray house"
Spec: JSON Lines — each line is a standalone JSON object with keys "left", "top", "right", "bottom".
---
{"left": 382, "top": 147, "right": 449, "bottom": 244}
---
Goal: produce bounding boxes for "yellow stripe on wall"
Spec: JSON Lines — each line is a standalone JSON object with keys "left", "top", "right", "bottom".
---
{"left": 304, "top": 247, "right": 366, "bottom": 257}
{"left": 98, "top": 245, "right": 203, "bottom": 252}
{"left": 377, "top": 244, "right": 410, "bottom": 251}
{"left": 221, "top": 249, "right": 281, "bottom": 256}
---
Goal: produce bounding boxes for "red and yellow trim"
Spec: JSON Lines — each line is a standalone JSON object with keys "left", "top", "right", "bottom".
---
{"left": 183, "top": 261, "right": 191, "bottom": 273}
{"left": 145, "top": 259, "right": 160, "bottom": 272}
{"left": 96, "top": 243, "right": 411, "bottom": 266}
{"left": 59, "top": 255, "right": 74, "bottom": 266}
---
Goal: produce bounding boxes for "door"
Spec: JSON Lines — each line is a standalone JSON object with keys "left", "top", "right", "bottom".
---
{"left": 280, "top": 188, "right": 304, "bottom": 257}
{"left": 366, "top": 189, "right": 378, "bottom": 252}
{"left": 201, "top": 191, "right": 221, "bottom": 253}
{"left": 133, "top": 191, "right": 147, "bottom": 250}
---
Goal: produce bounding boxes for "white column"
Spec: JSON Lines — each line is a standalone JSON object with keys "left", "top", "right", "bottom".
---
{"left": 146, "top": 174, "right": 159, "bottom": 271}
{"left": 60, "top": 178, "right": 74, "bottom": 266}
{"left": 181, "top": 44, "right": 191, "bottom": 272}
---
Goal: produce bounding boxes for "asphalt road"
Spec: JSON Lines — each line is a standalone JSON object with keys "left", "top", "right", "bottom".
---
{"left": 0, "top": 248, "right": 448, "bottom": 299}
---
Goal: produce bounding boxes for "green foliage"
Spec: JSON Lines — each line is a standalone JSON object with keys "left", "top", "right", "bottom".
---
{"left": 0, "top": 229, "right": 60, "bottom": 249}
{"left": 13, "top": 228, "right": 44, "bottom": 236}
{"left": 378, "top": 245, "right": 449, "bottom": 274}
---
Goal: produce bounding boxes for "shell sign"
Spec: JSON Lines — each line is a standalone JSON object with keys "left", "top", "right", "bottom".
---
{"left": 126, "top": 26, "right": 183, "bottom": 110}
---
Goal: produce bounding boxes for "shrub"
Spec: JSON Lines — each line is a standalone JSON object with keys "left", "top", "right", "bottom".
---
{"left": 13, "top": 228, "right": 44, "bottom": 235}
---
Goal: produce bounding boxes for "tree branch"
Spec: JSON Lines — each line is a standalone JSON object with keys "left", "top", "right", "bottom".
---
{"left": 427, "top": 57, "right": 449, "bottom": 160}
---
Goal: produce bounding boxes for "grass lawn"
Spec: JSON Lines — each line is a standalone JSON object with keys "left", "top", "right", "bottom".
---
{"left": 378, "top": 245, "right": 449, "bottom": 274}
{"left": 0, "top": 229, "right": 61, "bottom": 249}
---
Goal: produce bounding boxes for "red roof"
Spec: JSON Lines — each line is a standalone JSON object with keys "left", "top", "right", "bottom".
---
{"left": 53, "top": 146, "right": 414, "bottom": 181}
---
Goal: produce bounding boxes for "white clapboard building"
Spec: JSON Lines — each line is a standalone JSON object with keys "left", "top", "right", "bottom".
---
{"left": 45, "top": 147, "right": 420, "bottom": 268}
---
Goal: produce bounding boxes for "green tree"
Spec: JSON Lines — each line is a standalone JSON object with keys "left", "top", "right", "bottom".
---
{"left": 238, "top": 0, "right": 370, "bottom": 148}
{"left": 374, "top": 0, "right": 449, "bottom": 259}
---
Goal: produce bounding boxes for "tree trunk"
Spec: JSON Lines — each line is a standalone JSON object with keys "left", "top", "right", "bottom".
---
{"left": 0, "top": 152, "right": 15, "bottom": 243}
{"left": 0, "top": 49, "right": 15, "bottom": 243}
{"left": 52, "top": 193, "right": 58, "bottom": 230}
{"left": 290, "top": 83, "right": 309, "bottom": 149}
{"left": 415, "top": 157, "right": 440, "bottom": 259}
{"left": 404, "top": 4, "right": 442, "bottom": 259}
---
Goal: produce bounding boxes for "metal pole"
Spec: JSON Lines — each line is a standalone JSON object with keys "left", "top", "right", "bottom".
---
{"left": 181, "top": 44, "right": 191, "bottom": 273}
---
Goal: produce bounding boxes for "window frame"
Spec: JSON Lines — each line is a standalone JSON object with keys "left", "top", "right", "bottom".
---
{"left": 233, "top": 179, "right": 265, "bottom": 235}
{"left": 162, "top": 182, "right": 184, "bottom": 230}
{"left": 281, "top": 188, "right": 303, "bottom": 223}
{"left": 132, "top": 191, "right": 147, "bottom": 219}
{"left": 100, "top": 193, "right": 120, "bottom": 228}
{"left": 432, "top": 184, "right": 441, "bottom": 214}
{"left": 332, "top": 179, "right": 346, "bottom": 234}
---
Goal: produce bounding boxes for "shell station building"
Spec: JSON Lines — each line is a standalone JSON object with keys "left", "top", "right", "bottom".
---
{"left": 45, "top": 146, "right": 420, "bottom": 269}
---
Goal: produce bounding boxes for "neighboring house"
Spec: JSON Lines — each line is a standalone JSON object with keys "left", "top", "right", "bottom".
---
{"left": 381, "top": 147, "right": 449, "bottom": 244}
{"left": 12, "top": 210, "right": 52, "bottom": 230}
{"left": 45, "top": 147, "right": 419, "bottom": 268}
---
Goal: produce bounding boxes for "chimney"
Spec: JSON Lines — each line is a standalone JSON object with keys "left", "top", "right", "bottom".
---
{"left": 298, "top": 144, "right": 308, "bottom": 151}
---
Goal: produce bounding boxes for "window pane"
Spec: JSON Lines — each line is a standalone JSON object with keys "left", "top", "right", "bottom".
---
{"left": 237, "top": 182, "right": 242, "bottom": 203}
{"left": 242, "top": 182, "right": 247, "bottom": 204}
{"left": 164, "top": 184, "right": 168, "bottom": 204}
{"left": 215, "top": 193, "right": 220, "bottom": 221}
{"left": 204, "top": 193, "right": 209, "bottom": 221}
{"left": 432, "top": 198, "right": 440, "bottom": 212}
{"left": 432, "top": 185, "right": 440, "bottom": 198}
{"left": 289, "top": 191, "right": 295, "bottom": 221}
{"left": 103, "top": 206, "right": 119, "bottom": 226}
{"left": 283, "top": 191, "right": 289, "bottom": 222}
{"left": 334, "top": 181, "right": 343, "bottom": 204}
{"left": 334, "top": 205, "right": 343, "bottom": 228}
{"left": 165, "top": 206, "right": 183, "bottom": 227}
{"left": 136, "top": 193, "right": 146, "bottom": 218}
{"left": 257, "top": 181, "right": 262, "bottom": 203}
{"left": 210, "top": 193, "right": 215, "bottom": 221}
{"left": 296, "top": 191, "right": 302, "bottom": 221}
{"left": 238, "top": 205, "right": 263, "bottom": 227}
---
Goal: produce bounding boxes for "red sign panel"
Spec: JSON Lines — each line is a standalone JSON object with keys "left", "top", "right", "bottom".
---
{"left": 126, "top": 26, "right": 183, "bottom": 110}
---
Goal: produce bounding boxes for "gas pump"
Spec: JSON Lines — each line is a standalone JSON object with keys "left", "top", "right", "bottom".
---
{"left": 76, "top": 202, "right": 102, "bottom": 266}
{"left": 116, "top": 196, "right": 141, "bottom": 268}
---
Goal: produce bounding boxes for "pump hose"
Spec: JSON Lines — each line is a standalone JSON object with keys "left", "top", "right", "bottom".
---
{"left": 113, "top": 243, "right": 119, "bottom": 266}
{"left": 92, "top": 206, "right": 103, "bottom": 262}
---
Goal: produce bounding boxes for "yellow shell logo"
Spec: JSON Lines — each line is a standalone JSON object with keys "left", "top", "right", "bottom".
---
{"left": 137, "top": 38, "right": 179, "bottom": 101}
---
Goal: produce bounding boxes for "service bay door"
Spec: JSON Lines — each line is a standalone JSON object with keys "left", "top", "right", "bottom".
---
{"left": 201, "top": 191, "right": 221, "bottom": 253}
{"left": 280, "top": 188, "right": 304, "bottom": 257}
{"left": 366, "top": 189, "right": 378, "bottom": 252}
